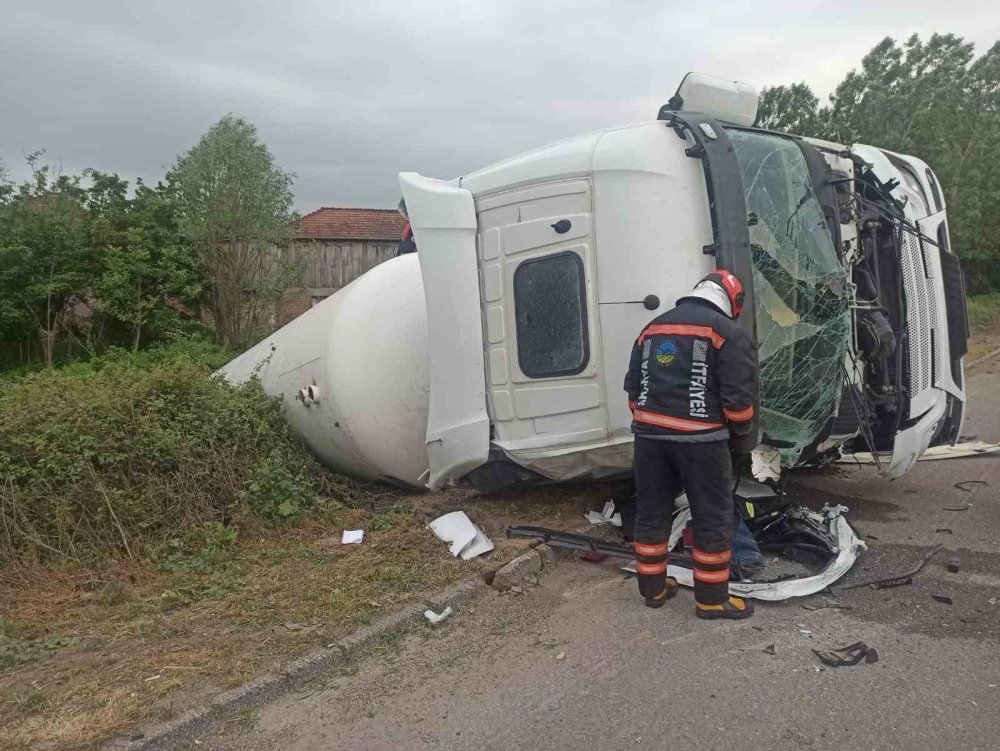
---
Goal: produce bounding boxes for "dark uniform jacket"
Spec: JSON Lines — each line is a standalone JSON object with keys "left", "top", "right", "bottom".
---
{"left": 624, "top": 298, "right": 758, "bottom": 449}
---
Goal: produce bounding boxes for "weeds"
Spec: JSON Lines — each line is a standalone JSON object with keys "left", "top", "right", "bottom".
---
{"left": 0, "top": 619, "right": 80, "bottom": 671}
{"left": 0, "top": 344, "right": 374, "bottom": 563}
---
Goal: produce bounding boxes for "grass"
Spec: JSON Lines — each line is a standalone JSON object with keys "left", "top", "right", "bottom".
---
{"left": 0, "top": 482, "right": 599, "bottom": 750}
{"left": 967, "top": 293, "right": 1000, "bottom": 362}
{"left": 0, "top": 507, "right": 466, "bottom": 750}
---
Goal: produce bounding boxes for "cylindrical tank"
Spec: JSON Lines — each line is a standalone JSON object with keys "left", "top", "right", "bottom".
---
{"left": 217, "top": 254, "right": 431, "bottom": 486}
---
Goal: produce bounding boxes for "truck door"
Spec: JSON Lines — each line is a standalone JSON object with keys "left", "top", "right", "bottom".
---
{"left": 474, "top": 180, "right": 608, "bottom": 469}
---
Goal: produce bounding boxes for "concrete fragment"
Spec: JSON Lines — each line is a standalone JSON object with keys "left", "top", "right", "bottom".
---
{"left": 492, "top": 550, "right": 542, "bottom": 591}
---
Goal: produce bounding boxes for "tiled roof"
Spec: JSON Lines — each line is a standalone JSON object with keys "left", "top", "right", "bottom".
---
{"left": 296, "top": 207, "right": 407, "bottom": 241}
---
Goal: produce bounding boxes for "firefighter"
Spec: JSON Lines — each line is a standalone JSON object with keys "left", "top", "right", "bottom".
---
{"left": 624, "top": 270, "right": 758, "bottom": 619}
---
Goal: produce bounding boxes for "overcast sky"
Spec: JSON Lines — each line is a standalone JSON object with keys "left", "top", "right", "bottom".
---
{"left": 1, "top": 1, "right": 997, "bottom": 212}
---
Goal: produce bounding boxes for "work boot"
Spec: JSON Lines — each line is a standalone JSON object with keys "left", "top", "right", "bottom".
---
{"left": 645, "top": 577, "right": 679, "bottom": 609}
{"left": 695, "top": 595, "right": 754, "bottom": 620}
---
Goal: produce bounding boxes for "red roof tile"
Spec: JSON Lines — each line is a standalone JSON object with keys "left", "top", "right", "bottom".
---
{"left": 296, "top": 207, "right": 407, "bottom": 241}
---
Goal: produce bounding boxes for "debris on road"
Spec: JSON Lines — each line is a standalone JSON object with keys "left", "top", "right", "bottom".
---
{"left": 762, "top": 644, "right": 776, "bottom": 656}
{"left": 802, "top": 602, "right": 853, "bottom": 611}
{"left": 812, "top": 641, "right": 879, "bottom": 667}
{"left": 838, "top": 543, "right": 944, "bottom": 592}
{"left": 423, "top": 606, "right": 453, "bottom": 625}
{"left": 839, "top": 441, "right": 1000, "bottom": 464}
{"left": 510, "top": 501, "right": 866, "bottom": 601}
{"left": 943, "top": 504, "right": 973, "bottom": 511}
{"left": 429, "top": 511, "right": 494, "bottom": 560}
{"left": 341, "top": 529, "right": 364, "bottom": 545}
{"left": 931, "top": 594, "right": 954, "bottom": 605}
{"left": 936, "top": 527, "right": 954, "bottom": 534}
{"left": 954, "top": 480, "right": 990, "bottom": 493}
{"left": 584, "top": 500, "right": 623, "bottom": 527}
{"left": 948, "top": 551, "right": 962, "bottom": 573}
{"left": 555, "top": 651, "right": 566, "bottom": 661}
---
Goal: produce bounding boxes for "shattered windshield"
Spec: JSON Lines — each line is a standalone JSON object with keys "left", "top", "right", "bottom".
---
{"left": 727, "top": 129, "right": 850, "bottom": 464}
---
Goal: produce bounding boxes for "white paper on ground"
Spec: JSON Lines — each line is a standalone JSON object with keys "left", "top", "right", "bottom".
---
{"left": 341, "top": 529, "right": 364, "bottom": 544}
{"left": 429, "top": 511, "right": 494, "bottom": 560}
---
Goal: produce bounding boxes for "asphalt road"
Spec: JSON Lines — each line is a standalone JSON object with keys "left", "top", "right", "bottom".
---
{"left": 214, "top": 369, "right": 1000, "bottom": 751}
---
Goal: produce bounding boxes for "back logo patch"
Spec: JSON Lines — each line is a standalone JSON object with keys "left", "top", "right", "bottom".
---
{"left": 655, "top": 340, "right": 677, "bottom": 365}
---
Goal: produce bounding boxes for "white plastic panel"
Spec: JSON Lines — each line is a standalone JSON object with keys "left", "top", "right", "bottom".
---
{"left": 514, "top": 383, "right": 601, "bottom": 419}
{"left": 399, "top": 172, "right": 490, "bottom": 490}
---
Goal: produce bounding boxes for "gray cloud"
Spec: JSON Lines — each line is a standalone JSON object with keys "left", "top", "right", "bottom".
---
{"left": 2, "top": 0, "right": 996, "bottom": 211}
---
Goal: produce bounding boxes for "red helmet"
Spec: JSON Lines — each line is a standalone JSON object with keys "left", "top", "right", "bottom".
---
{"left": 699, "top": 269, "right": 745, "bottom": 318}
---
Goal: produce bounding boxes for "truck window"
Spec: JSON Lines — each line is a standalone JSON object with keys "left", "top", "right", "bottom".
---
{"left": 513, "top": 251, "right": 589, "bottom": 377}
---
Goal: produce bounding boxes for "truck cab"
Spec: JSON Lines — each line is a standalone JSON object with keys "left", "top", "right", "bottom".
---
{"left": 219, "top": 73, "right": 969, "bottom": 490}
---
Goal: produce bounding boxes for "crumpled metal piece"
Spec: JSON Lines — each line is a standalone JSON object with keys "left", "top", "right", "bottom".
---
{"left": 665, "top": 504, "right": 866, "bottom": 601}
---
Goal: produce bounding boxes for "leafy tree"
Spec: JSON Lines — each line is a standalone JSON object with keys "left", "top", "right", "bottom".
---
{"left": 167, "top": 115, "right": 296, "bottom": 347}
{"left": 756, "top": 82, "right": 822, "bottom": 134}
{"left": 0, "top": 159, "right": 98, "bottom": 366}
{"left": 759, "top": 33, "right": 1000, "bottom": 292}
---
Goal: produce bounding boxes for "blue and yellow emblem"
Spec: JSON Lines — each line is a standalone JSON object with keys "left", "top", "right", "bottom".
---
{"left": 655, "top": 340, "right": 677, "bottom": 365}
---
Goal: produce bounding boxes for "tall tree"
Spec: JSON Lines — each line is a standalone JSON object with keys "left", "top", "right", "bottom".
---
{"left": 91, "top": 183, "right": 202, "bottom": 350}
{"left": 167, "top": 115, "right": 296, "bottom": 347}
{"left": 0, "top": 159, "right": 97, "bottom": 366}
{"left": 756, "top": 82, "right": 822, "bottom": 135}
{"left": 760, "top": 34, "right": 1000, "bottom": 292}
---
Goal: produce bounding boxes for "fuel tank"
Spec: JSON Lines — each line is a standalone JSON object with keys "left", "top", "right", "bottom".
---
{"left": 217, "top": 254, "right": 432, "bottom": 486}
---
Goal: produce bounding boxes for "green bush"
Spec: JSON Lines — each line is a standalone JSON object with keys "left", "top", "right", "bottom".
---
{"left": 0, "top": 344, "right": 368, "bottom": 564}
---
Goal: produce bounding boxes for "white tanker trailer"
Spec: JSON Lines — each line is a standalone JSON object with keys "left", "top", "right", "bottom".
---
{"left": 219, "top": 73, "right": 969, "bottom": 492}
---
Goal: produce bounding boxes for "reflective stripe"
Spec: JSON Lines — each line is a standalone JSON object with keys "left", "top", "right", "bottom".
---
{"left": 693, "top": 568, "right": 730, "bottom": 583}
{"left": 692, "top": 549, "right": 732, "bottom": 565}
{"left": 635, "top": 541, "right": 669, "bottom": 556}
{"left": 633, "top": 409, "right": 723, "bottom": 432}
{"left": 638, "top": 324, "right": 726, "bottom": 349}
{"left": 723, "top": 405, "right": 754, "bottom": 422}
{"left": 636, "top": 561, "right": 667, "bottom": 575}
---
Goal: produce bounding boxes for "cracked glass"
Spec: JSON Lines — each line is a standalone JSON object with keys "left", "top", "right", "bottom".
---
{"left": 728, "top": 129, "right": 850, "bottom": 464}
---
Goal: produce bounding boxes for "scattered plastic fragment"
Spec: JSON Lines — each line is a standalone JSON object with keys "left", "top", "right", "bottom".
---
{"left": 931, "top": 594, "right": 954, "bottom": 605}
{"left": 751, "top": 445, "right": 782, "bottom": 482}
{"left": 341, "top": 529, "right": 364, "bottom": 545}
{"left": 555, "top": 651, "right": 566, "bottom": 661}
{"left": 429, "top": 511, "right": 494, "bottom": 560}
{"left": 585, "top": 500, "right": 622, "bottom": 527}
{"left": 839, "top": 441, "right": 1000, "bottom": 464}
{"left": 762, "top": 644, "right": 776, "bottom": 656}
{"left": 423, "top": 606, "right": 453, "bottom": 625}
{"left": 935, "top": 528, "right": 953, "bottom": 534}
{"left": 812, "top": 641, "right": 878, "bottom": 667}
{"left": 943, "top": 504, "right": 972, "bottom": 511}
{"left": 799, "top": 630, "right": 813, "bottom": 639}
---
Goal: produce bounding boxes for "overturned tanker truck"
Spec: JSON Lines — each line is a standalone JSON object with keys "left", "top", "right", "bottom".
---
{"left": 219, "top": 72, "right": 970, "bottom": 498}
